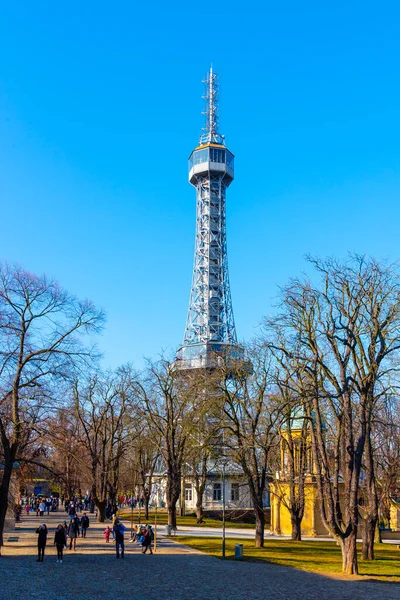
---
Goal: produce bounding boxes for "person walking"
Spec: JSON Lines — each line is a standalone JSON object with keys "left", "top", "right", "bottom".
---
{"left": 103, "top": 525, "right": 111, "bottom": 543}
{"left": 67, "top": 516, "right": 80, "bottom": 551}
{"left": 14, "top": 504, "right": 22, "bottom": 522}
{"left": 81, "top": 512, "right": 89, "bottom": 538}
{"left": 54, "top": 524, "right": 67, "bottom": 563}
{"left": 113, "top": 520, "right": 127, "bottom": 559}
{"left": 111, "top": 512, "right": 119, "bottom": 539}
{"left": 39, "top": 500, "right": 46, "bottom": 517}
{"left": 137, "top": 524, "right": 145, "bottom": 545}
{"left": 141, "top": 526, "right": 153, "bottom": 555}
{"left": 68, "top": 503, "right": 76, "bottom": 520}
{"left": 35, "top": 524, "right": 48, "bottom": 562}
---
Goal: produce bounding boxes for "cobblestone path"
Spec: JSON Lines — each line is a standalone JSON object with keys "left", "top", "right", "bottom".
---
{"left": 1, "top": 511, "right": 399, "bottom": 600}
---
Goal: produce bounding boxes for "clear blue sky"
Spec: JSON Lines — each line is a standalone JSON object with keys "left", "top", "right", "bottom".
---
{"left": 1, "top": 1, "right": 400, "bottom": 368}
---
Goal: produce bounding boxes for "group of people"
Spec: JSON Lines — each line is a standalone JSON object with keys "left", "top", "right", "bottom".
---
{"left": 35, "top": 519, "right": 84, "bottom": 563}
{"left": 35, "top": 503, "right": 91, "bottom": 562}
{"left": 35, "top": 508, "right": 154, "bottom": 562}
{"left": 65, "top": 496, "right": 118, "bottom": 520}
{"left": 20, "top": 495, "right": 59, "bottom": 516}
{"left": 19, "top": 492, "right": 154, "bottom": 517}
{"left": 132, "top": 523, "right": 154, "bottom": 555}
{"left": 67, "top": 513, "right": 90, "bottom": 549}
{"left": 102, "top": 521, "right": 154, "bottom": 556}
{"left": 21, "top": 493, "right": 155, "bottom": 561}
{"left": 64, "top": 495, "right": 91, "bottom": 513}
{"left": 116, "top": 495, "right": 147, "bottom": 509}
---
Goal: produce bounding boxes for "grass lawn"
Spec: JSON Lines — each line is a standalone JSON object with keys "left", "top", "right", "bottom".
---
{"left": 176, "top": 536, "right": 400, "bottom": 580}
{"left": 117, "top": 509, "right": 255, "bottom": 529}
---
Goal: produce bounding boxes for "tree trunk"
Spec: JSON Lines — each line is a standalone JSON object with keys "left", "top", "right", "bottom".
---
{"left": 375, "top": 520, "right": 382, "bottom": 544}
{"left": 255, "top": 507, "right": 265, "bottom": 548}
{"left": 362, "top": 516, "right": 377, "bottom": 561}
{"left": 166, "top": 465, "right": 180, "bottom": 529}
{"left": 89, "top": 496, "right": 95, "bottom": 514}
{"left": 0, "top": 460, "right": 13, "bottom": 548}
{"left": 180, "top": 475, "right": 185, "bottom": 517}
{"left": 196, "top": 502, "right": 204, "bottom": 524}
{"left": 193, "top": 470, "right": 206, "bottom": 524}
{"left": 340, "top": 531, "right": 358, "bottom": 575}
{"left": 96, "top": 500, "right": 106, "bottom": 522}
{"left": 168, "top": 504, "right": 177, "bottom": 528}
{"left": 144, "top": 495, "right": 149, "bottom": 521}
{"left": 290, "top": 511, "right": 302, "bottom": 541}
{"left": 361, "top": 429, "right": 378, "bottom": 561}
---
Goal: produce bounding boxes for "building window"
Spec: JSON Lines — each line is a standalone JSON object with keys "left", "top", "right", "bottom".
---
{"left": 226, "top": 151, "right": 234, "bottom": 169}
{"left": 231, "top": 483, "right": 239, "bottom": 502}
{"left": 210, "top": 148, "right": 226, "bottom": 163}
{"left": 185, "top": 484, "right": 193, "bottom": 502}
{"left": 213, "top": 483, "right": 221, "bottom": 501}
{"left": 263, "top": 488, "right": 270, "bottom": 508}
{"left": 191, "top": 148, "right": 209, "bottom": 167}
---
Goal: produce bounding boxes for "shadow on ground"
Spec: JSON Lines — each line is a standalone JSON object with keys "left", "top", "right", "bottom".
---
{"left": 1, "top": 549, "right": 400, "bottom": 600}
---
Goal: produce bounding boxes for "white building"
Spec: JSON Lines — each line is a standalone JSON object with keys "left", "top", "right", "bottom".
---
{"left": 152, "top": 465, "right": 270, "bottom": 514}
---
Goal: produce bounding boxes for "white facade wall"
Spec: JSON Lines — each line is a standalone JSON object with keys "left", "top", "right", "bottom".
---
{"left": 151, "top": 475, "right": 270, "bottom": 512}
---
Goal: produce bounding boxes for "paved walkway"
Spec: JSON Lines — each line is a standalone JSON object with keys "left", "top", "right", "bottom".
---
{"left": 1, "top": 511, "right": 399, "bottom": 600}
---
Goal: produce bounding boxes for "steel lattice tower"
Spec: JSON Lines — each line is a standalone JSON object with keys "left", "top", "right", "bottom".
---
{"left": 176, "top": 68, "right": 242, "bottom": 371}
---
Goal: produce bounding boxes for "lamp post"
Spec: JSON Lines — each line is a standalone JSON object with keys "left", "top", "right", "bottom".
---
{"left": 154, "top": 483, "right": 158, "bottom": 553}
{"left": 130, "top": 499, "right": 134, "bottom": 540}
{"left": 222, "top": 461, "right": 226, "bottom": 559}
{"left": 220, "top": 457, "right": 229, "bottom": 559}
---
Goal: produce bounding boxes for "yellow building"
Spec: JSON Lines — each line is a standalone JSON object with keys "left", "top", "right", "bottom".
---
{"left": 389, "top": 501, "right": 400, "bottom": 531}
{"left": 270, "top": 481, "right": 328, "bottom": 537}
{"left": 270, "top": 409, "right": 330, "bottom": 537}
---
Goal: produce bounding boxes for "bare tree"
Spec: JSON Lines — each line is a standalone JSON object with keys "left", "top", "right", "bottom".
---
{"left": 217, "top": 345, "right": 280, "bottom": 548}
{"left": 0, "top": 263, "right": 104, "bottom": 546}
{"left": 134, "top": 358, "right": 200, "bottom": 529}
{"left": 45, "top": 407, "right": 82, "bottom": 498}
{"left": 130, "top": 423, "right": 161, "bottom": 520}
{"left": 185, "top": 412, "right": 220, "bottom": 524}
{"left": 264, "top": 255, "right": 400, "bottom": 574}
{"left": 73, "top": 370, "right": 132, "bottom": 521}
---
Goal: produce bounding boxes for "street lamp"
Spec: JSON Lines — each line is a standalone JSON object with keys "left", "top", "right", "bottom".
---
{"left": 220, "top": 457, "right": 229, "bottom": 559}
{"left": 153, "top": 483, "right": 158, "bottom": 553}
{"left": 130, "top": 499, "right": 134, "bottom": 541}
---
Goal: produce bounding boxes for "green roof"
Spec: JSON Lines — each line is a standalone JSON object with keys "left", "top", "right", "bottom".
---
{"left": 281, "top": 406, "right": 306, "bottom": 431}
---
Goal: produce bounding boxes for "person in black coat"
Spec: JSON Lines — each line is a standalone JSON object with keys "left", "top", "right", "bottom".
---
{"left": 81, "top": 513, "right": 90, "bottom": 538}
{"left": 67, "top": 517, "right": 80, "bottom": 550}
{"left": 54, "top": 524, "right": 67, "bottom": 563}
{"left": 141, "top": 527, "right": 153, "bottom": 555}
{"left": 35, "top": 524, "right": 48, "bottom": 562}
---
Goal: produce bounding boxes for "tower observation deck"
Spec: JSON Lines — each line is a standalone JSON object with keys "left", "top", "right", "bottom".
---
{"left": 176, "top": 68, "right": 243, "bottom": 371}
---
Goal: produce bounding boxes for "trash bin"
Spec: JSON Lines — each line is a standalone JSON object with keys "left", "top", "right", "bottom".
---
{"left": 165, "top": 524, "right": 171, "bottom": 536}
{"left": 234, "top": 544, "right": 243, "bottom": 560}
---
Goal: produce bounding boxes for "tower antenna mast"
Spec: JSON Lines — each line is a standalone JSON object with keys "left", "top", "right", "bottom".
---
{"left": 200, "top": 67, "right": 224, "bottom": 145}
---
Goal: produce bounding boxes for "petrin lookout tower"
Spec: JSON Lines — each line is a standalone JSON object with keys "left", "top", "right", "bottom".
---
{"left": 176, "top": 68, "right": 243, "bottom": 371}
